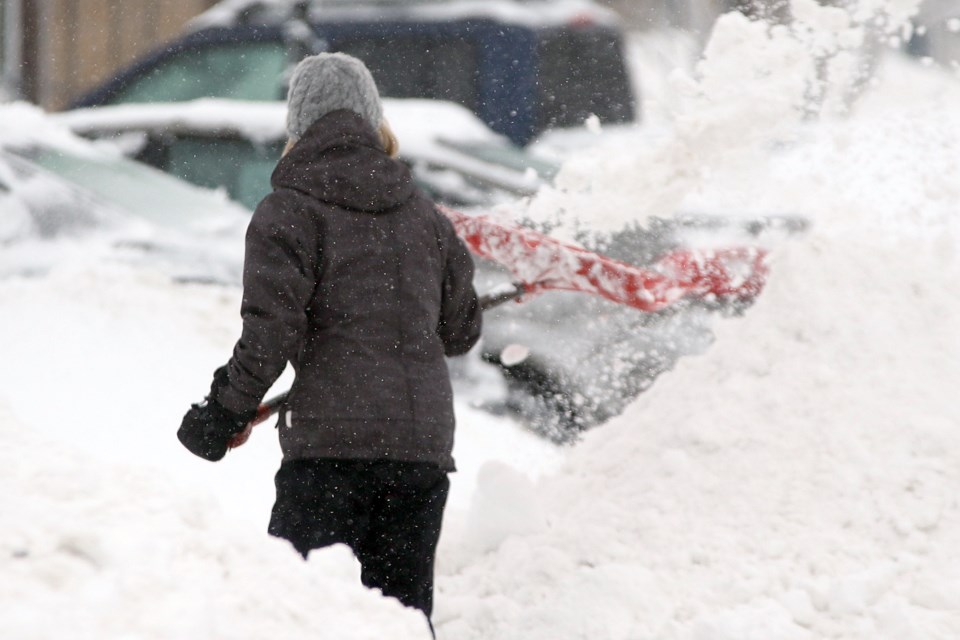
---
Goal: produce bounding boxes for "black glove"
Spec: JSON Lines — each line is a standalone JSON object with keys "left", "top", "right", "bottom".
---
{"left": 177, "top": 398, "right": 255, "bottom": 462}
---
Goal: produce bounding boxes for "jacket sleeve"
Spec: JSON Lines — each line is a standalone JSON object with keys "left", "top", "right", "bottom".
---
{"left": 214, "top": 190, "right": 319, "bottom": 414}
{"left": 436, "top": 212, "right": 482, "bottom": 356}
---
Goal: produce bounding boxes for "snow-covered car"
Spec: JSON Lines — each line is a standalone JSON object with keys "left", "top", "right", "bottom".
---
{"left": 58, "top": 98, "right": 558, "bottom": 210}
{"left": 69, "top": 0, "right": 637, "bottom": 146}
{"left": 0, "top": 103, "right": 248, "bottom": 283}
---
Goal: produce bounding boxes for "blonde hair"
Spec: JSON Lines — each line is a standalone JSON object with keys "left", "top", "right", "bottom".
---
{"left": 282, "top": 119, "right": 399, "bottom": 158}
{"left": 379, "top": 120, "right": 399, "bottom": 158}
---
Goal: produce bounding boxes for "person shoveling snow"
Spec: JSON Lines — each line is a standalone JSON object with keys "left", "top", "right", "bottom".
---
{"left": 177, "top": 53, "right": 482, "bottom": 635}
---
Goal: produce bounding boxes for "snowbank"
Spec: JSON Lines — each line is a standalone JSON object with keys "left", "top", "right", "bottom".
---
{"left": 0, "top": 400, "right": 432, "bottom": 639}
{"left": 438, "top": 204, "right": 960, "bottom": 638}
{"left": 0, "top": 263, "right": 560, "bottom": 638}
{"left": 433, "top": 9, "right": 960, "bottom": 639}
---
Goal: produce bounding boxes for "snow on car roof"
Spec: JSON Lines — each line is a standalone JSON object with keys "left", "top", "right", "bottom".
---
{"left": 192, "top": 0, "right": 619, "bottom": 31}
{"left": 0, "top": 102, "right": 118, "bottom": 159}
{"left": 56, "top": 98, "right": 544, "bottom": 205}
{"left": 57, "top": 98, "right": 504, "bottom": 148}
{"left": 56, "top": 100, "right": 290, "bottom": 145}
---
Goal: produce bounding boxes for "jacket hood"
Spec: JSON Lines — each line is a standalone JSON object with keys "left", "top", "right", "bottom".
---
{"left": 271, "top": 110, "right": 415, "bottom": 213}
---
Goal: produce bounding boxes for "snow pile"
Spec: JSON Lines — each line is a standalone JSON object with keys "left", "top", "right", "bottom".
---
{"left": 439, "top": 207, "right": 960, "bottom": 638}
{"left": 433, "top": 5, "right": 960, "bottom": 639}
{"left": 0, "top": 262, "right": 560, "bottom": 638}
{"left": 0, "top": 400, "right": 431, "bottom": 639}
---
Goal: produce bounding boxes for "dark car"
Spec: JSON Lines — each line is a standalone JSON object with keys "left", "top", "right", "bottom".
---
{"left": 69, "top": 0, "right": 638, "bottom": 146}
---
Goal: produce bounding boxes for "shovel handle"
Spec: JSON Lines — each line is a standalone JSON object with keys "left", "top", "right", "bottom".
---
{"left": 249, "top": 393, "right": 287, "bottom": 428}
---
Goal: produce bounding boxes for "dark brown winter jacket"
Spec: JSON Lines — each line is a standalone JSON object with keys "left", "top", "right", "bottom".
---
{"left": 214, "top": 110, "right": 481, "bottom": 470}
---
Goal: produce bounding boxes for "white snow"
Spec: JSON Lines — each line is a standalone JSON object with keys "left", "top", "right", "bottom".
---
{"left": 0, "top": 102, "right": 120, "bottom": 158}
{"left": 57, "top": 98, "right": 499, "bottom": 148}
{"left": 56, "top": 100, "right": 290, "bottom": 146}
{"left": 192, "top": 0, "right": 621, "bottom": 31}
{"left": 0, "top": 400, "right": 433, "bottom": 640}
{"left": 3, "top": 1, "right": 960, "bottom": 638}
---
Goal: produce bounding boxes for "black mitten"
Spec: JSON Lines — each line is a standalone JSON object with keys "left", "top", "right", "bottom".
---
{"left": 177, "top": 397, "right": 255, "bottom": 462}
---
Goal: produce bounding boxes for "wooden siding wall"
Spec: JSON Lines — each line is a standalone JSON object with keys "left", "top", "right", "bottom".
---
{"left": 27, "top": 0, "right": 219, "bottom": 110}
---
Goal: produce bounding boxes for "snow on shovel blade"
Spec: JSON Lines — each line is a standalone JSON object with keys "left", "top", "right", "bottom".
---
{"left": 438, "top": 206, "right": 769, "bottom": 313}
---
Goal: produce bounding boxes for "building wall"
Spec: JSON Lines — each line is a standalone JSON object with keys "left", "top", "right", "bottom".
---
{"left": 1, "top": 0, "right": 23, "bottom": 100}
{"left": 22, "top": 0, "right": 219, "bottom": 110}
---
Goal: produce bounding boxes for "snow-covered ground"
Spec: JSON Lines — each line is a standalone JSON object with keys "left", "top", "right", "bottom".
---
{"left": 3, "top": 2, "right": 960, "bottom": 638}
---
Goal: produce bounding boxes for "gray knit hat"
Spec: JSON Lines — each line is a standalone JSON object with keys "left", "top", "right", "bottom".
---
{"left": 285, "top": 52, "right": 383, "bottom": 140}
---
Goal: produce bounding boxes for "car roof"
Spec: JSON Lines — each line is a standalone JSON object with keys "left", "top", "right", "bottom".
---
{"left": 58, "top": 98, "right": 506, "bottom": 147}
{"left": 191, "top": 0, "right": 621, "bottom": 31}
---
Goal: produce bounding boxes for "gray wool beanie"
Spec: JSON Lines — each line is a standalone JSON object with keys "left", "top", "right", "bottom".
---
{"left": 285, "top": 52, "right": 384, "bottom": 140}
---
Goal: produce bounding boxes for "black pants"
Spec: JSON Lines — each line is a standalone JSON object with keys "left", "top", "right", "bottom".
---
{"left": 268, "top": 458, "right": 449, "bottom": 625}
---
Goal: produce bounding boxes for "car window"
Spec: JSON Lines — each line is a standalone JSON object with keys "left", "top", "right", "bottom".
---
{"left": 337, "top": 36, "right": 479, "bottom": 111}
{"left": 536, "top": 29, "right": 634, "bottom": 129}
{"left": 109, "top": 42, "right": 288, "bottom": 105}
{"left": 162, "top": 136, "right": 283, "bottom": 211}
{"left": 12, "top": 145, "right": 245, "bottom": 227}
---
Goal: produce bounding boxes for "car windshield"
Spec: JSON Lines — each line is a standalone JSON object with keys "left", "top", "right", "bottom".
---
{"left": 9, "top": 145, "right": 245, "bottom": 228}
{"left": 110, "top": 42, "right": 289, "bottom": 105}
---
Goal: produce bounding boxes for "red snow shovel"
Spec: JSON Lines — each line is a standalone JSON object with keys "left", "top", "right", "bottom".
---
{"left": 226, "top": 206, "right": 770, "bottom": 448}
{"left": 439, "top": 206, "right": 768, "bottom": 313}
